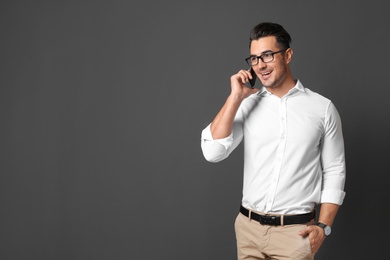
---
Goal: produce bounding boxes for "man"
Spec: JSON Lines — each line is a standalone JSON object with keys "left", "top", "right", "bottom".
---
{"left": 200, "top": 22, "right": 346, "bottom": 259}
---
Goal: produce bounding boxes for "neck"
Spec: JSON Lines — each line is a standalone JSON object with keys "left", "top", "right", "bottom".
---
{"left": 266, "top": 75, "right": 296, "bottom": 98}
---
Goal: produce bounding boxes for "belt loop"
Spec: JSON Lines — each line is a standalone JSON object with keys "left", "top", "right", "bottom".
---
{"left": 249, "top": 209, "right": 252, "bottom": 222}
{"left": 281, "top": 214, "right": 284, "bottom": 226}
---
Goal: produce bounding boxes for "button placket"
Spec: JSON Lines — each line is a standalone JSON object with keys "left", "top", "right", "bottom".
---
{"left": 265, "top": 98, "right": 288, "bottom": 212}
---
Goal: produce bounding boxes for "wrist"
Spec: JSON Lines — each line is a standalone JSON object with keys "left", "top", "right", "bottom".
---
{"left": 227, "top": 93, "right": 245, "bottom": 105}
{"left": 316, "top": 222, "right": 332, "bottom": 236}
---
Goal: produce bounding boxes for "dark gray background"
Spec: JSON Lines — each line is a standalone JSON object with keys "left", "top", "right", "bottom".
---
{"left": 1, "top": 0, "right": 388, "bottom": 259}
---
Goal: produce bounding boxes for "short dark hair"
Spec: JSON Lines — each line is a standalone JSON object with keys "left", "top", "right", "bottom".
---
{"left": 249, "top": 22, "right": 292, "bottom": 49}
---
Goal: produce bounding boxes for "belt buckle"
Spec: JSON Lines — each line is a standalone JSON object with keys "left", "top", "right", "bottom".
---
{"left": 260, "top": 215, "right": 278, "bottom": 225}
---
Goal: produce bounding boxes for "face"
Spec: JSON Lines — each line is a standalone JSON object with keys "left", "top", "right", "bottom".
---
{"left": 250, "top": 36, "right": 292, "bottom": 89}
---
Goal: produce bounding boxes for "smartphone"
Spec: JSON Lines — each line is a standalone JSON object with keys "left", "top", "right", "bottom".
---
{"left": 248, "top": 68, "right": 257, "bottom": 88}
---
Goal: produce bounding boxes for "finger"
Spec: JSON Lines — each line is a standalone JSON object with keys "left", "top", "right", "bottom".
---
{"left": 238, "top": 70, "right": 251, "bottom": 83}
{"left": 298, "top": 226, "right": 311, "bottom": 237}
{"left": 243, "top": 69, "right": 253, "bottom": 78}
{"left": 247, "top": 68, "right": 254, "bottom": 79}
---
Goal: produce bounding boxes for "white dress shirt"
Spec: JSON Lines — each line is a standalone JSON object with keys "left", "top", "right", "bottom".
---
{"left": 201, "top": 80, "right": 346, "bottom": 214}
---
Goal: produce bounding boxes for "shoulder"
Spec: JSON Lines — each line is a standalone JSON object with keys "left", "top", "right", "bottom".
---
{"left": 296, "top": 82, "right": 338, "bottom": 119}
{"left": 241, "top": 91, "right": 262, "bottom": 107}
{"left": 236, "top": 91, "right": 262, "bottom": 118}
{"left": 298, "top": 83, "right": 332, "bottom": 108}
{"left": 303, "top": 88, "right": 330, "bottom": 102}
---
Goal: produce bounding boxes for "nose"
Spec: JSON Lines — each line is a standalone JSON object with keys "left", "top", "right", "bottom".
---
{"left": 256, "top": 59, "right": 267, "bottom": 70}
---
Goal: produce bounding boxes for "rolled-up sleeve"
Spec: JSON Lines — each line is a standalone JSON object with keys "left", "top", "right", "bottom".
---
{"left": 320, "top": 102, "right": 346, "bottom": 205}
{"left": 200, "top": 124, "right": 234, "bottom": 163}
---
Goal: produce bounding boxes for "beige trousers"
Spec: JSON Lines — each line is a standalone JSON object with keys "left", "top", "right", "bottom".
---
{"left": 234, "top": 212, "right": 314, "bottom": 260}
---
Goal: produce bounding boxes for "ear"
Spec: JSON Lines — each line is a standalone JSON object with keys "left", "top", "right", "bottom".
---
{"left": 285, "top": 48, "right": 293, "bottom": 64}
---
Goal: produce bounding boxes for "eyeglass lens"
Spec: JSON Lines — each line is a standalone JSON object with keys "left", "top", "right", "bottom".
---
{"left": 249, "top": 53, "right": 274, "bottom": 65}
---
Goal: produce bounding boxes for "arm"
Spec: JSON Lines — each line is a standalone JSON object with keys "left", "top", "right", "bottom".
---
{"left": 298, "top": 203, "right": 339, "bottom": 254}
{"left": 201, "top": 69, "right": 258, "bottom": 162}
{"left": 317, "top": 202, "right": 339, "bottom": 228}
{"left": 299, "top": 102, "right": 346, "bottom": 254}
{"left": 210, "top": 70, "right": 259, "bottom": 139}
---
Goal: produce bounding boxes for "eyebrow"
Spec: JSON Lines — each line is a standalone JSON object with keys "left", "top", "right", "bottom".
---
{"left": 250, "top": 50, "right": 274, "bottom": 56}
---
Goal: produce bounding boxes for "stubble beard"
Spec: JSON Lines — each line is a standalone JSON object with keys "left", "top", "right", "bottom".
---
{"left": 262, "top": 72, "right": 286, "bottom": 89}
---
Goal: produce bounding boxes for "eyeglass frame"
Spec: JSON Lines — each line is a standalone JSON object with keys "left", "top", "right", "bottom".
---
{"left": 245, "top": 49, "right": 288, "bottom": 66}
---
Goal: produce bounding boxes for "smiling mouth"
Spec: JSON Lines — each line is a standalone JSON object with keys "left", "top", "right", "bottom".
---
{"left": 260, "top": 71, "right": 272, "bottom": 77}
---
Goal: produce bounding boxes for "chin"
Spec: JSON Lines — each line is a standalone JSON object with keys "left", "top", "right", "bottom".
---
{"left": 262, "top": 81, "right": 276, "bottom": 88}
{"left": 262, "top": 77, "right": 284, "bottom": 89}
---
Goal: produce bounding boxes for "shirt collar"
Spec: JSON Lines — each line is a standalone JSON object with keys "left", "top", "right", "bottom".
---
{"left": 294, "top": 80, "right": 305, "bottom": 93}
{"left": 257, "top": 80, "right": 305, "bottom": 97}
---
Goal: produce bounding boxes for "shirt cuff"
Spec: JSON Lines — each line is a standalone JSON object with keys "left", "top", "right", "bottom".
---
{"left": 201, "top": 124, "right": 234, "bottom": 150}
{"left": 320, "top": 189, "right": 346, "bottom": 205}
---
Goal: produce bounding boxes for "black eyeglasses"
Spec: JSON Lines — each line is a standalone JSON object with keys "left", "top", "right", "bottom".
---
{"left": 245, "top": 49, "right": 287, "bottom": 66}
